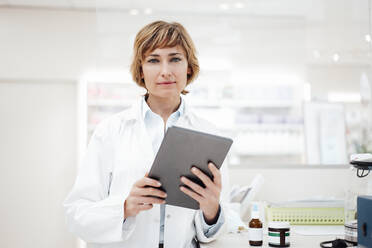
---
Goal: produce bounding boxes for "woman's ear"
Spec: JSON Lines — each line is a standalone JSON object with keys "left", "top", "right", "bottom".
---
{"left": 187, "top": 67, "right": 192, "bottom": 77}
{"left": 140, "top": 68, "right": 144, "bottom": 82}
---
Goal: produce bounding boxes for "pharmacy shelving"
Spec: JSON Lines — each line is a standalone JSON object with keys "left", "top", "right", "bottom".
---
{"left": 78, "top": 79, "right": 306, "bottom": 166}
{"left": 187, "top": 99, "right": 294, "bottom": 108}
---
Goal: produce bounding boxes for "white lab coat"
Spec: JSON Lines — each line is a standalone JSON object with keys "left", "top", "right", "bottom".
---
{"left": 64, "top": 97, "right": 230, "bottom": 248}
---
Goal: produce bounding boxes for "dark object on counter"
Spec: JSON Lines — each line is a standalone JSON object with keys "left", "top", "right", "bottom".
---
{"left": 350, "top": 155, "right": 372, "bottom": 178}
{"left": 319, "top": 238, "right": 356, "bottom": 248}
{"left": 358, "top": 195, "right": 372, "bottom": 247}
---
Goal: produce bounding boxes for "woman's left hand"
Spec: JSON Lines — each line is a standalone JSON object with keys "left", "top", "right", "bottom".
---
{"left": 180, "top": 162, "right": 221, "bottom": 225}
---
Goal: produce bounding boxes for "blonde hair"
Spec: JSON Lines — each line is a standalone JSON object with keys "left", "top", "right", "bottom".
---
{"left": 130, "top": 20, "right": 199, "bottom": 95}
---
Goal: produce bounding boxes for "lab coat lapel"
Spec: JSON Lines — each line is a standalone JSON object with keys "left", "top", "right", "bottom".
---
{"left": 174, "top": 102, "right": 197, "bottom": 130}
{"left": 124, "top": 96, "right": 195, "bottom": 170}
{"left": 138, "top": 118, "right": 155, "bottom": 168}
{"left": 130, "top": 98, "right": 155, "bottom": 170}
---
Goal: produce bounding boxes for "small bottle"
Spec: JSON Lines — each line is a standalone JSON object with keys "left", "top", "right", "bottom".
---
{"left": 249, "top": 203, "right": 263, "bottom": 246}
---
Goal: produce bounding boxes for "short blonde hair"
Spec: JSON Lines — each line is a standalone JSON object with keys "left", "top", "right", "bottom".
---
{"left": 130, "top": 20, "right": 199, "bottom": 95}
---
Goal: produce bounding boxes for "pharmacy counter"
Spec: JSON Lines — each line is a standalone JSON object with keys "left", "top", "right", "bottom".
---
{"left": 201, "top": 232, "right": 337, "bottom": 248}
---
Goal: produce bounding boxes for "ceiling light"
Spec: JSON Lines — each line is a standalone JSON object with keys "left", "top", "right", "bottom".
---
{"left": 365, "top": 34, "right": 371, "bottom": 43}
{"left": 333, "top": 53, "right": 339, "bottom": 62}
{"left": 144, "top": 8, "right": 152, "bottom": 15}
{"left": 234, "top": 2, "right": 244, "bottom": 9}
{"left": 129, "top": 9, "right": 139, "bottom": 15}
{"left": 219, "top": 3, "right": 230, "bottom": 10}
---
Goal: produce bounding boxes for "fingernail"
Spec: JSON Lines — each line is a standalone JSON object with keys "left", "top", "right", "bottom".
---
{"left": 191, "top": 167, "right": 197, "bottom": 172}
{"left": 157, "top": 182, "right": 161, "bottom": 186}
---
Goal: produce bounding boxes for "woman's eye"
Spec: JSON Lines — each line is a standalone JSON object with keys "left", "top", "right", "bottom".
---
{"left": 170, "top": 57, "right": 181, "bottom": 62}
{"left": 147, "top": 59, "right": 159, "bottom": 63}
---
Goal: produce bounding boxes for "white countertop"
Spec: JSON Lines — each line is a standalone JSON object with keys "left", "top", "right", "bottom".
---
{"left": 201, "top": 232, "right": 338, "bottom": 248}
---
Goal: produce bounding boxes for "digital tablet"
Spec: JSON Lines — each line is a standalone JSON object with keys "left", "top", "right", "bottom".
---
{"left": 148, "top": 126, "right": 233, "bottom": 210}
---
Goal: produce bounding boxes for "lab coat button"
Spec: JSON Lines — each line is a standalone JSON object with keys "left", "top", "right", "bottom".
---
{"left": 166, "top": 214, "right": 171, "bottom": 219}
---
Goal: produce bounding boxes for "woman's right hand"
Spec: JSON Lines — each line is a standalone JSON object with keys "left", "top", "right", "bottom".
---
{"left": 124, "top": 173, "right": 167, "bottom": 218}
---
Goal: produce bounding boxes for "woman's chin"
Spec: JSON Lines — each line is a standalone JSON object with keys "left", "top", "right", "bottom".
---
{"left": 152, "top": 89, "right": 181, "bottom": 98}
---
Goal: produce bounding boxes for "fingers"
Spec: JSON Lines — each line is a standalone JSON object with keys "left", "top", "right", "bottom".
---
{"left": 181, "top": 176, "right": 206, "bottom": 197}
{"left": 208, "top": 162, "right": 222, "bottom": 188}
{"left": 137, "top": 204, "right": 153, "bottom": 211}
{"left": 135, "top": 175, "right": 161, "bottom": 188}
{"left": 134, "top": 186, "right": 167, "bottom": 198}
{"left": 134, "top": 196, "right": 165, "bottom": 205}
{"left": 190, "top": 166, "right": 214, "bottom": 189}
{"left": 125, "top": 174, "right": 165, "bottom": 218}
{"left": 180, "top": 186, "right": 203, "bottom": 202}
{"left": 125, "top": 195, "right": 163, "bottom": 218}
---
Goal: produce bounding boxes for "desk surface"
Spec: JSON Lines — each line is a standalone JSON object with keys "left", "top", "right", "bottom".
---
{"left": 201, "top": 232, "right": 337, "bottom": 248}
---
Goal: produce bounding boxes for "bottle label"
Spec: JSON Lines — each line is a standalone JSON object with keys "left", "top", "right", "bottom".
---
{"left": 268, "top": 231, "right": 290, "bottom": 245}
{"left": 249, "top": 227, "right": 263, "bottom": 241}
{"left": 345, "top": 228, "right": 357, "bottom": 237}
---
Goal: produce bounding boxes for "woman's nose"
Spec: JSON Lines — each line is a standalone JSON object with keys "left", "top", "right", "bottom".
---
{"left": 160, "top": 62, "right": 171, "bottom": 77}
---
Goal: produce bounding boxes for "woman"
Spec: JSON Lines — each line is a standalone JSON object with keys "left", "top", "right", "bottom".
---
{"left": 64, "top": 20, "right": 229, "bottom": 248}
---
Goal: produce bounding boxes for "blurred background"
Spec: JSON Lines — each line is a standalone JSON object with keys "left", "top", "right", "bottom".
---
{"left": 0, "top": 0, "right": 371, "bottom": 247}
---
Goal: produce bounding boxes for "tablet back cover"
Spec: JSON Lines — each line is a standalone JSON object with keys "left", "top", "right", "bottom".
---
{"left": 148, "top": 126, "right": 233, "bottom": 210}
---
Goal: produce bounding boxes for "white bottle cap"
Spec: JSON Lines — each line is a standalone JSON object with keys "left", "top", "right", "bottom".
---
{"left": 268, "top": 221, "right": 290, "bottom": 229}
{"left": 251, "top": 204, "right": 260, "bottom": 219}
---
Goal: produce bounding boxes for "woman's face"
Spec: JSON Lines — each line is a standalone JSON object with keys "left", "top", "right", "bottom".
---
{"left": 141, "top": 45, "right": 190, "bottom": 99}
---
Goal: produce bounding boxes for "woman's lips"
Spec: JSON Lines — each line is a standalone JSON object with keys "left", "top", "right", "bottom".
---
{"left": 157, "top": 81, "right": 176, "bottom": 85}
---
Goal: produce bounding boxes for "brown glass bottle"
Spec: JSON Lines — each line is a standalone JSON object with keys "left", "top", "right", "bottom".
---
{"left": 249, "top": 204, "right": 263, "bottom": 246}
{"left": 249, "top": 218, "right": 263, "bottom": 246}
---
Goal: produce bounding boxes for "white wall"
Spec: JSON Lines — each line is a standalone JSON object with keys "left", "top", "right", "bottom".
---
{"left": 0, "top": 80, "right": 77, "bottom": 248}
{"left": 0, "top": 8, "right": 97, "bottom": 80}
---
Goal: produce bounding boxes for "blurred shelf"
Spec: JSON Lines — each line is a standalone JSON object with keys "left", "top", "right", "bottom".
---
{"left": 219, "top": 123, "right": 303, "bottom": 131}
{"left": 187, "top": 99, "right": 294, "bottom": 108}
{"left": 87, "top": 99, "right": 133, "bottom": 107}
{"left": 235, "top": 151, "right": 302, "bottom": 156}
{"left": 82, "top": 81, "right": 305, "bottom": 165}
{"left": 229, "top": 163, "right": 350, "bottom": 169}
{"left": 88, "top": 99, "right": 295, "bottom": 108}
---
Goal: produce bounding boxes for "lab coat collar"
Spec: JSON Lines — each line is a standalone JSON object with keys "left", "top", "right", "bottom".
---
{"left": 141, "top": 96, "right": 185, "bottom": 121}
{"left": 124, "top": 95, "right": 194, "bottom": 125}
